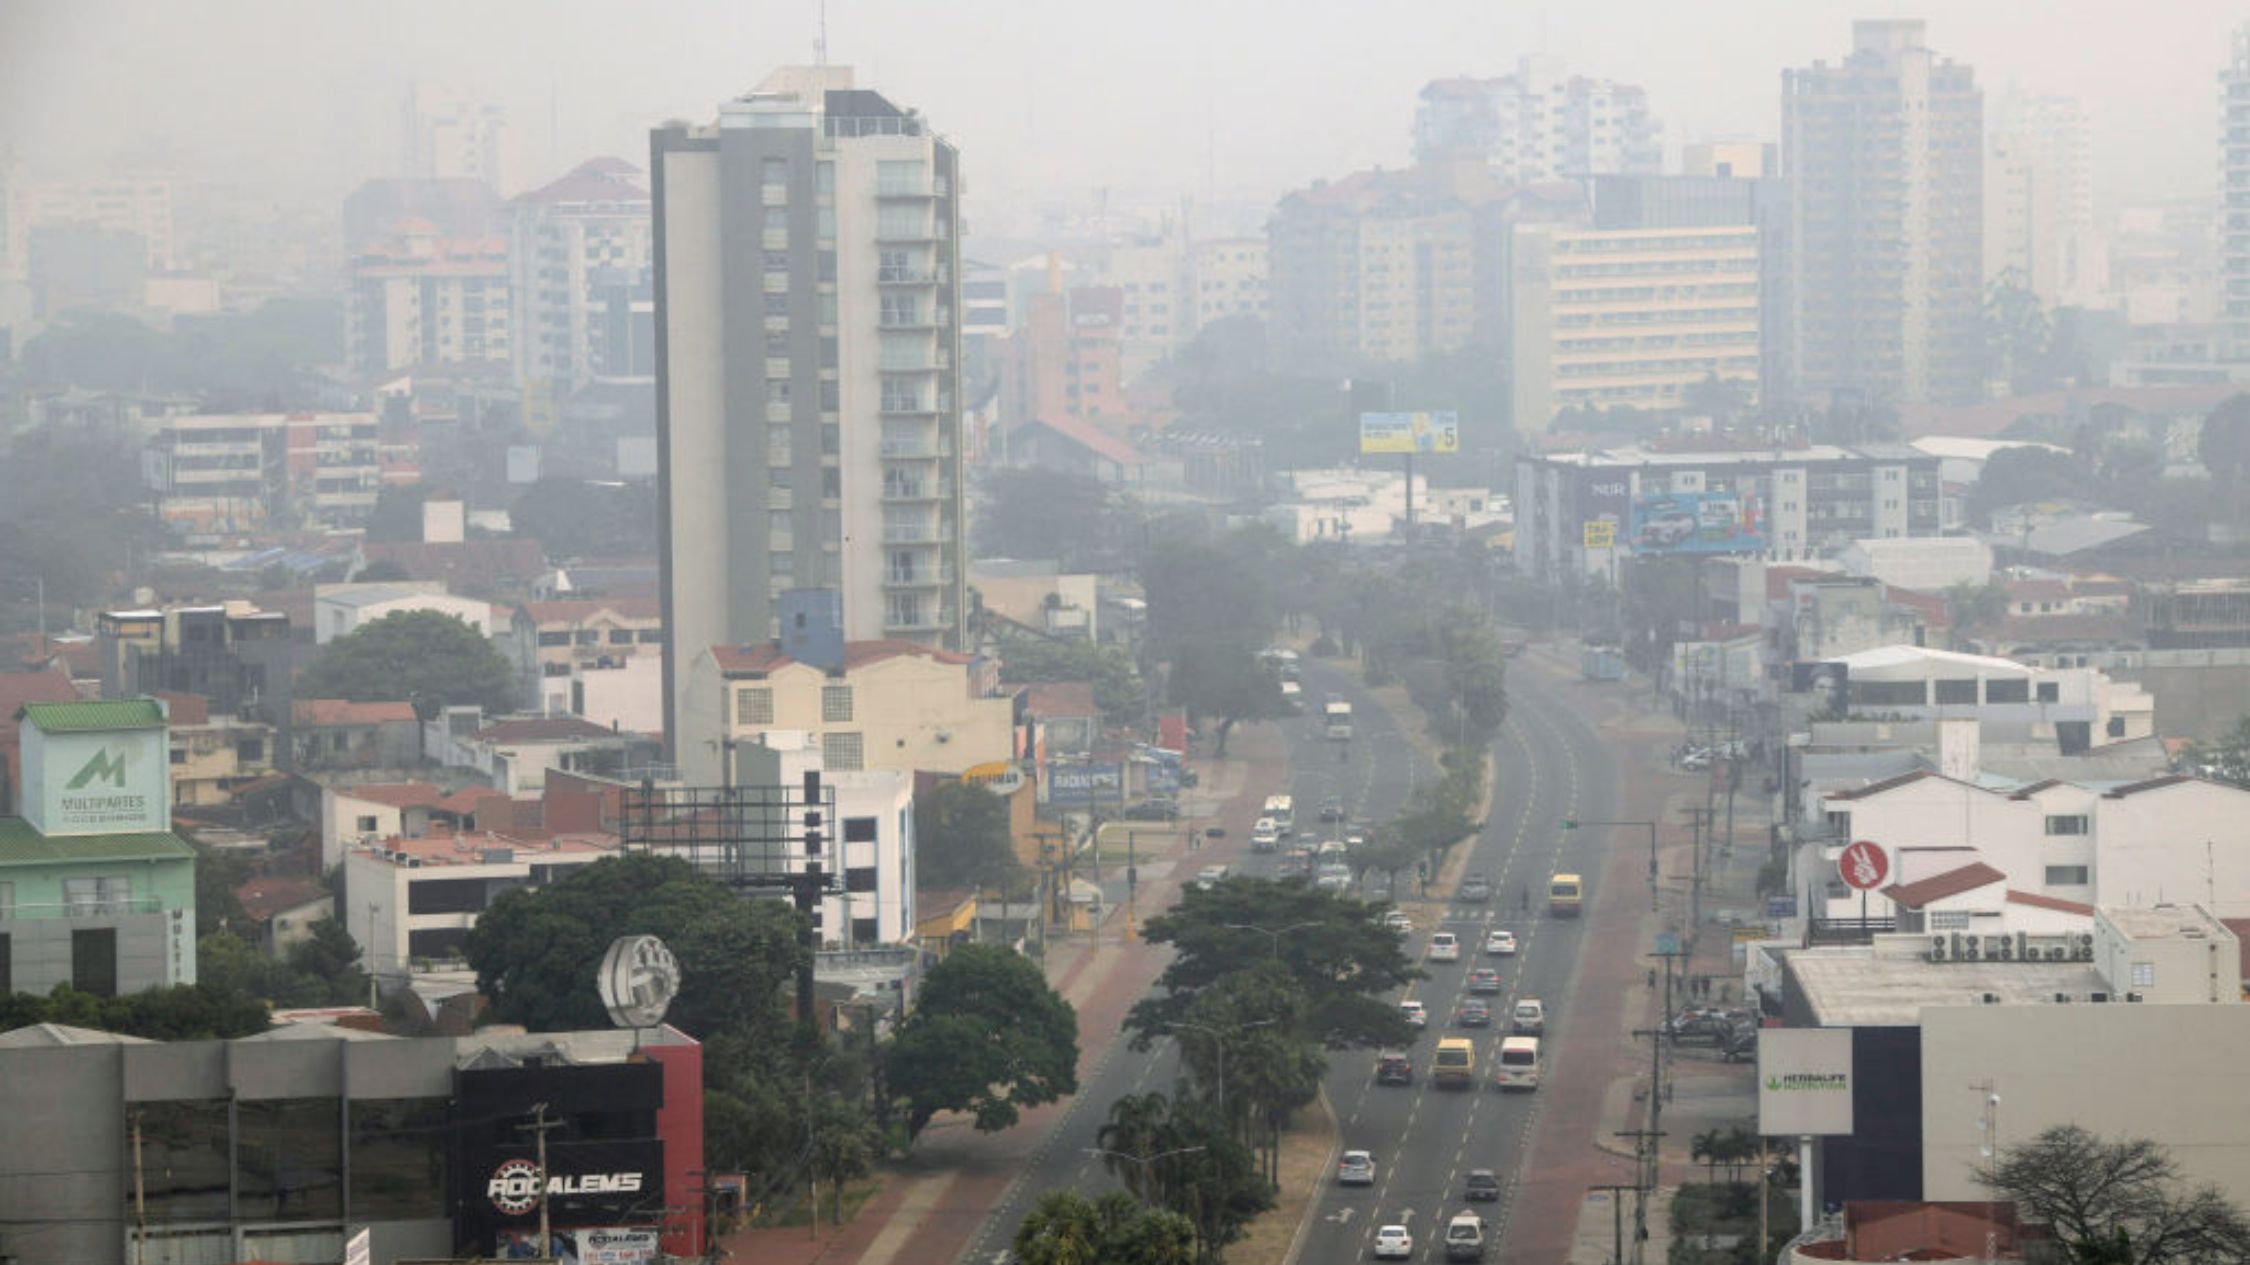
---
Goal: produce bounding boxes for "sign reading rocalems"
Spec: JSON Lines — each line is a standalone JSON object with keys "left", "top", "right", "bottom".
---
{"left": 36, "top": 726, "right": 169, "bottom": 836}
{"left": 961, "top": 759, "right": 1028, "bottom": 797}
{"left": 1757, "top": 1027, "right": 1854, "bottom": 1135}
{"left": 1837, "top": 840, "right": 1890, "bottom": 892}
{"left": 489, "top": 1157, "right": 647, "bottom": 1213}
{"left": 1359, "top": 411, "right": 1460, "bottom": 454}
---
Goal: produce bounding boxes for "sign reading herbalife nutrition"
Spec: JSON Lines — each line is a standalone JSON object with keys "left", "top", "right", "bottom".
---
{"left": 1757, "top": 1027, "right": 1854, "bottom": 1135}
{"left": 34, "top": 726, "right": 170, "bottom": 836}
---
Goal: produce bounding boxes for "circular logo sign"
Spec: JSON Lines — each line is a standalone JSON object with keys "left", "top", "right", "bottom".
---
{"left": 1837, "top": 840, "right": 1890, "bottom": 892}
{"left": 961, "top": 760, "right": 1027, "bottom": 797}
{"left": 597, "top": 934, "right": 681, "bottom": 1029}
{"left": 488, "top": 1157, "right": 542, "bottom": 1215}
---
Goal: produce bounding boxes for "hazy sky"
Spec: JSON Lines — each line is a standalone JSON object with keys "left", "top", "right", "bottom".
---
{"left": 1, "top": 0, "right": 2235, "bottom": 233}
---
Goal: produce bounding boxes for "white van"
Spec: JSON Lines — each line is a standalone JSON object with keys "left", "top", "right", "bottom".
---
{"left": 1263, "top": 795, "right": 1296, "bottom": 834}
{"left": 1250, "top": 817, "right": 1281, "bottom": 851}
{"left": 1494, "top": 1036, "right": 1541, "bottom": 1092}
{"left": 1196, "top": 864, "right": 1229, "bottom": 890}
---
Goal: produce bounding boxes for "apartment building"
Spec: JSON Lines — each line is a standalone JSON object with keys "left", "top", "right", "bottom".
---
{"left": 346, "top": 829, "right": 619, "bottom": 985}
{"left": 1412, "top": 57, "right": 1662, "bottom": 182}
{"left": 507, "top": 596, "right": 663, "bottom": 709}
{"left": 1191, "top": 237, "right": 1268, "bottom": 329}
{"left": 703, "top": 730, "right": 916, "bottom": 946}
{"left": 158, "top": 692, "right": 274, "bottom": 809}
{"left": 1784, "top": 20, "right": 1983, "bottom": 406}
{"left": 507, "top": 158, "right": 653, "bottom": 429}
{"left": 97, "top": 603, "right": 295, "bottom": 732}
{"left": 405, "top": 83, "right": 509, "bottom": 191}
{"left": 652, "top": 67, "right": 968, "bottom": 743}
{"left": 143, "top": 412, "right": 382, "bottom": 530}
{"left": 998, "top": 283, "right": 1130, "bottom": 434}
{"left": 346, "top": 222, "right": 510, "bottom": 375}
{"left": 1984, "top": 94, "right": 2096, "bottom": 307}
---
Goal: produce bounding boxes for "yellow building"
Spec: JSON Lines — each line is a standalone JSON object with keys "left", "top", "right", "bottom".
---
{"left": 678, "top": 637, "right": 1017, "bottom": 785}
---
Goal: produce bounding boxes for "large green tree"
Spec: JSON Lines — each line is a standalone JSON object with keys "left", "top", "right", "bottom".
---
{"left": 1090, "top": 1090, "right": 1274, "bottom": 1262}
{"left": 975, "top": 467, "right": 1131, "bottom": 569}
{"left": 913, "top": 778, "right": 1020, "bottom": 892}
{"left": 1142, "top": 526, "right": 1293, "bottom": 754}
{"left": 0, "top": 983, "right": 270, "bottom": 1040}
{"left": 1013, "top": 1190, "right": 1197, "bottom": 1265}
{"left": 297, "top": 609, "right": 518, "bottom": 714}
{"left": 2180, "top": 714, "right": 2250, "bottom": 789}
{"left": 464, "top": 854, "right": 806, "bottom": 1037}
{"left": 996, "top": 637, "right": 1147, "bottom": 726}
{"left": 1979, "top": 1125, "right": 2250, "bottom": 1265}
{"left": 888, "top": 944, "right": 1078, "bottom": 1134}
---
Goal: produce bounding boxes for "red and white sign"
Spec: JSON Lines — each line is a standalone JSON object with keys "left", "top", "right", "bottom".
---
{"left": 1837, "top": 840, "right": 1890, "bottom": 891}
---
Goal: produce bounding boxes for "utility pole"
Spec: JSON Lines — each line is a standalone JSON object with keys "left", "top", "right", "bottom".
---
{"left": 1591, "top": 1183, "right": 1638, "bottom": 1265}
{"left": 1614, "top": 1128, "right": 1666, "bottom": 1265}
{"left": 516, "top": 1103, "right": 561, "bottom": 1255}
{"left": 131, "top": 1110, "right": 146, "bottom": 1265}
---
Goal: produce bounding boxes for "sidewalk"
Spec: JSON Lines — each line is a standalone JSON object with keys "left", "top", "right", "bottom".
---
{"left": 715, "top": 722, "right": 1293, "bottom": 1265}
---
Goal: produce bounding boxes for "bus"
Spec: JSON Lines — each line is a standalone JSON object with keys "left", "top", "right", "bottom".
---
{"left": 1263, "top": 794, "right": 1296, "bottom": 835}
{"left": 1432, "top": 1037, "right": 1477, "bottom": 1089}
{"left": 1548, "top": 873, "right": 1583, "bottom": 918}
{"left": 1323, "top": 700, "right": 1354, "bottom": 740}
{"left": 1494, "top": 1036, "right": 1541, "bottom": 1092}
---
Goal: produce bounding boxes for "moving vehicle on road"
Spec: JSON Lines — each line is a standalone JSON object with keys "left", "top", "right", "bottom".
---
{"left": 1318, "top": 797, "right": 1345, "bottom": 822}
{"left": 1376, "top": 1051, "right": 1414, "bottom": 1085}
{"left": 1511, "top": 999, "right": 1546, "bottom": 1036}
{"left": 1494, "top": 1035, "right": 1541, "bottom": 1091}
{"left": 1263, "top": 794, "right": 1295, "bottom": 834}
{"left": 1316, "top": 863, "right": 1353, "bottom": 892}
{"left": 1444, "top": 1209, "right": 1488, "bottom": 1261}
{"left": 1337, "top": 1150, "right": 1376, "bottom": 1185}
{"left": 1399, "top": 999, "right": 1427, "bottom": 1028}
{"left": 1432, "top": 1036, "right": 1476, "bottom": 1088}
{"left": 1381, "top": 910, "right": 1413, "bottom": 934}
{"left": 1459, "top": 872, "right": 1492, "bottom": 902}
{"left": 1195, "top": 864, "right": 1228, "bottom": 889}
{"left": 1455, "top": 999, "right": 1492, "bottom": 1027}
{"left": 1373, "top": 1223, "right": 1414, "bottom": 1259}
{"left": 1549, "top": 873, "right": 1584, "bottom": 917}
{"left": 1467, "top": 966, "right": 1503, "bottom": 994}
{"left": 1251, "top": 817, "right": 1281, "bottom": 851}
{"left": 1464, "top": 1169, "right": 1501, "bottom": 1201}
{"left": 1428, "top": 931, "right": 1461, "bottom": 962}
{"left": 1482, "top": 929, "right": 1517, "bottom": 956}
{"left": 1324, "top": 699, "right": 1354, "bottom": 740}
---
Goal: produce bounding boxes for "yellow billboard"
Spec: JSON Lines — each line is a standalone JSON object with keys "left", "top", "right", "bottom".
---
{"left": 1359, "top": 411, "right": 1460, "bottom": 455}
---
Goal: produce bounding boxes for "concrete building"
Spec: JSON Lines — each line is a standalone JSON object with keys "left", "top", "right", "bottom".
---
{"left": 10, "top": 175, "right": 176, "bottom": 272}
{"left": 677, "top": 631, "right": 1014, "bottom": 787}
{"left": 1835, "top": 537, "right": 1992, "bottom": 593}
{"left": 1090, "top": 229, "right": 1194, "bottom": 379}
{"left": 345, "top": 828, "right": 620, "bottom": 984}
{"left": 313, "top": 584, "right": 493, "bottom": 645}
{"left": 724, "top": 730, "right": 915, "bottom": 946}
{"left": 143, "top": 412, "right": 382, "bottom": 531}
{"left": 97, "top": 604, "right": 295, "bottom": 738}
{"left": 2224, "top": 24, "right": 2250, "bottom": 356}
{"left": 508, "top": 596, "right": 663, "bottom": 709}
{"left": 1191, "top": 236, "right": 1268, "bottom": 330}
{"left": 405, "top": 82, "right": 509, "bottom": 192}
{"left": 345, "top": 221, "right": 510, "bottom": 375}
{"left": 1783, "top": 20, "right": 1983, "bottom": 406}
{"left": 158, "top": 692, "right": 274, "bottom": 809}
{"left": 1412, "top": 58, "right": 1662, "bottom": 182}
{"left": 1799, "top": 645, "right": 2154, "bottom": 746}
{"left": 1984, "top": 95, "right": 2096, "bottom": 307}
{"left": 233, "top": 875, "right": 334, "bottom": 955}
{"left": 1513, "top": 443, "right": 1944, "bottom": 580}
{"left": 998, "top": 283, "right": 1131, "bottom": 434}
{"left": 422, "top": 713, "right": 636, "bottom": 797}
{"left": 652, "top": 67, "right": 969, "bottom": 746}
{"left": 507, "top": 158, "right": 653, "bottom": 430}
{"left": 1, "top": 700, "right": 198, "bottom": 996}
{"left": 290, "top": 699, "right": 421, "bottom": 773}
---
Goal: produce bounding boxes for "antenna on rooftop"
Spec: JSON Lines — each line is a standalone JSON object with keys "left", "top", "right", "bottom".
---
{"left": 814, "top": 0, "right": 830, "bottom": 66}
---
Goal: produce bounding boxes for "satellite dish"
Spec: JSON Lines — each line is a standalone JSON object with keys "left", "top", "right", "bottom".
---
{"left": 597, "top": 935, "right": 681, "bottom": 1029}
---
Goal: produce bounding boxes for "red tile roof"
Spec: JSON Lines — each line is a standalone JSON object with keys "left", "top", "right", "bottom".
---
{"left": 235, "top": 875, "right": 332, "bottom": 922}
{"left": 1882, "top": 862, "right": 2007, "bottom": 909}
{"left": 2006, "top": 579, "right": 2073, "bottom": 602}
{"left": 2006, "top": 889, "right": 2095, "bottom": 916}
{"left": 519, "top": 597, "right": 661, "bottom": 624}
{"left": 2221, "top": 920, "right": 2250, "bottom": 988}
{"left": 511, "top": 158, "right": 648, "bottom": 206}
{"left": 472, "top": 716, "right": 620, "bottom": 744}
{"left": 1021, "top": 411, "right": 1142, "bottom": 469}
{"left": 337, "top": 782, "right": 447, "bottom": 810}
{"left": 156, "top": 692, "right": 211, "bottom": 726}
{"left": 1764, "top": 566, "right": 1831, "bottom": 600}
{"left": 711, "top": 638, "right": 975, "bottom": 675}
{"left": 0, "top": 670, "right": 82, "bottom": 722}
{"left": 294, "top": 698, "right": 419, "bottom": 727}
{"left": 2102, "top": 774, "right": 2195, "bottom": 798}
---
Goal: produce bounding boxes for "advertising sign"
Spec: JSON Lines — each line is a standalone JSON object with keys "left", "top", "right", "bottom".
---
{"left": 1837, "top": 840, "right": 1890, "bottom": 892}
{"left": 1757, "top": 1027, "right": 1855, "bottom": 1135}
{"left": 1789, "top": 662, "right": 1851, "bottom": 715}
{"left": 36, "top": 726, "right": 170, "bottom": 836}
{"left": 1359, "top": 411, "right": 1460, "bottom": 455}
{"left": 1048, "top": 762, "right": 1124, "bottom": 808}
{"left": 1577, "top": 471, "right": 1630, "bottom": 551}
{"left": 1627, "top": 490, "right": 1766, "bottom": 556}
{"left": 499, "top": 1228, "right": 659, "bottom": 1264}
{"left": 961, "top": 760, "right": 1028, "bottom": 797}
{"left": 344, "top": 1229, "right": 371, "bottom": 1265}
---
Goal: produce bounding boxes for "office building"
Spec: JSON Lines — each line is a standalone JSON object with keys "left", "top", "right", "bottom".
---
{"left": 651, "top": 67, "right": 967, "bottom": 746}
{"left": 508, "top": 158, "right": 653, "bottom": 429}
{"left": 1191, "top": 236, "right": 1269, "bottom": 330}
{"left": 1783, "top": 20, "right": 1983, "bottom": 406}
{"left": 1985, "top": 94, "right": 2096, "bottom": 307}
{"left": 405, "top": 83, "right": 509, "bottom": 192}
{"left": 1412, "top": 57, "right": 1661, "bottom": 182}
{"left": 2224, "top": 25, "right": 2250, "bottom": 356}
{"left": 346, "top": 221, "right": 511, "bottom": 375}
{"left": 143, "top": 412, "right": 381, "bottom": 530}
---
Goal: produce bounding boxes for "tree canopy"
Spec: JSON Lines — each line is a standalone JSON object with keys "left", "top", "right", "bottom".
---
{"left": 889, "top": 943, "right": 1078, "bottom": 1134}
{"left": 197, "top": 919, "right": 369, "bottom": 1009}
{"left": 2179, "top": 714, "right": 2250, "bottom": 790}
{"left": 1968, "top": 445, "right": 2094, "bottom": 528}
{"left": 975, "top": 467, "right": 1132, "bottom": 570}
{"left": 0, "top": 983, "right": 270, "bottom": 1040}
{"left": 1979, "top": 1124, "right": 2250, "bottom": 1265}
{"left": 1142, "top": 527, "right": 1291, "bottom": 754}
{"left": 995, "top": 637, "right": 1146, "bottom": 726}
{"left": 297, "top": 608, "right": 518, "bottom": 714}
{"left": 913, "top": 778, "right": 1020, "bottom": 893}
{"left": 20, "top": 300, "right": 343, "bottom": 406}
{"left": 1013, "top": 1189, "right": 1198, "bottom": 1265}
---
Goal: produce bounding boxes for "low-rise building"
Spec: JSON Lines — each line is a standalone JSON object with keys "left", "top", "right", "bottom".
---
{"left": 345, "top": 828, "right": 620, "bottom": 983}
{"left": 728, "top": 731, "right": 915, "bottom": 947}
{"left": 157, "top": 691, "right": 274, "bottom": 808}
{"left": 422, "top": 713, "right": 637, "bottom": 795}
{"left": 507, "top": 596, "right": 663, "bottom": 708}
{"left": 1793, "top": 645, "right": 2154, "bottom": 749}
{"left": 97, "top": 603, "right": 295, "bottom": 729}
{"left": 290, "top": 698, "right": 421, "bottom": 771}
{"left": 314, "top": 583, "right": 494, "bottom": 645}
{"left": 232, "top": 874, "right": 335, "bottom": 955}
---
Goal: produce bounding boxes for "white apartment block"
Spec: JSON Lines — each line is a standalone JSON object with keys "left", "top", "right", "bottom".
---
{"left": 345, "top": 831, "right": 618, "bottom": 986}
{"left": 1811, "top": 645, "right": 2155, "bottom": 748}
{"left": 652, "top": 67, "right": 968, "bottom": 743}
{"left": 725, "top": 730, "right": 916, "bottom": 947}
{"left": 406, "top": 83, "right": 510, "bottom": 192}
{"left": 1985, "top": 94, "right": 2099, "bottom": 308}
{"left": 143, "top": 412, "right": 381, "bottom": 530}
{"left": 313, "top": 583, "right": 493, "bottom": 645}
{"left": 346, "top": 223, "right": 510, "bottom": 375}
{"left": 1412, "top": 57, "right": 1661, "bottom": 182}
{"left": 1191, "top": 237, "right": 1268, "bottom": 331}
{"left": 508, "top": 158, "right": 653, "bottom": 424}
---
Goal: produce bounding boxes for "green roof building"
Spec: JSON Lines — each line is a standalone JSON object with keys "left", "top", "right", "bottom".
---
{"left": 4, "top": 698, "right": 197, "bottom": 995}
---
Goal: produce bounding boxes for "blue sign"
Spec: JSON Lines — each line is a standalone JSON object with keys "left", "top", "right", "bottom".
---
{"left": 1048, "top": 762, "right": 1124, "bottom": 807}
{"left": 1765, "top": 894, "right": 1798, "bottom": 920}
{"left": 1628, "top": 490, "right": 1766, "bottom": 556}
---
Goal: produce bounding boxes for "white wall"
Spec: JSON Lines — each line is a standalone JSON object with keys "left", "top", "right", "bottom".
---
{"left": 321, "top": 789, "right": 406, "bottom": 870}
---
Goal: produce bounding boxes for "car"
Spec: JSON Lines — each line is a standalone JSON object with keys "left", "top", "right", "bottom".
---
{"left": 1399, "top": 1000, "right": 1428, "bottom": 1028}
{"left": 1483, "top": 929, "right": 1518, "bottom": 956}
{"left": 1375, "top": 1052, "right": 1414, "bottom": 1085}
{"left": 1123, "top": 797, "right": 1179, "bottom": 822}
{"left": 1464, "top": 1169, "right": 1501, "bottom": 1201}
{"left": 1467, "top": 966, "right": 1503, "bottom": 994}
{"left": 1459, "top": 873, "right": 1492, "bottom": 902}
{"left": 1456, "top": 999, "right": 1492, "bottom": 1027}
{"left": 1195, "top": 864, "right": 1229, "bottom": 890}
{"left": 1338, "top": 1150, "right": 1377, "bottom": 1186}
{"left": 1250, "top": 817, "right": 1281, "bottom": 849}
{"left": 1679, "top": 748, "right": 1713, "bottom": 771}
{"left": 1380, "top": 910, "right": 1413, "bottom": 934}
{"left": 1429, "top": 931, "right": 1461, "bottom": 962}
{"left": 1373, "top": 1225, "right": 1414, "bottom": 1259}
{"left": 1511, "top": 999, "right": 1546, "bottom": 1036}
{"left": 1319, "top": 798, "right": 1346, "bottom": 822}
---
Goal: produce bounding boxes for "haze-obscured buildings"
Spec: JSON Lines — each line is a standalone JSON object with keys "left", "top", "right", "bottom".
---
{"left": 1412, "top": 57, "right": 1662, "bottom": 181}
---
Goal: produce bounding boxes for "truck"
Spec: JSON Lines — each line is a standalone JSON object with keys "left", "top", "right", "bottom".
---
{"left": 1443, "top": 1209, "right": 1487, "bottom": 1261}
{"left": 1323, "top": 699, "right": 1354, "bottom": 740}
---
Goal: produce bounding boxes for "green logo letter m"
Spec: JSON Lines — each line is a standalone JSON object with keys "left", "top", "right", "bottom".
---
{"left": 66, "top": 745, "right": 131, "bottom": 790}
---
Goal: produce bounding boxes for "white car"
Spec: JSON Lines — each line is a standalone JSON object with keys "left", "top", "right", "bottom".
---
{"left": 1399, "top": 999, "right": 1427, "bottom": 1028}
{"left": 1338, "top": 1149, "right": 1377, "bottom": 1186}
{"left": 1380, "top": 910, "right": 1413, "bottom": 934}
{"left": 1251, "top": 817, "right": 1281, "bottom": 848}
{"left": 1373, "top": 1224, "right": 1414, "bottom": 1259}
{"left": 1429, "top": 931, "right": 1461, "bottom": 962}
{"left": 1483, "top": 929, "right": 1518, "bottom": 956}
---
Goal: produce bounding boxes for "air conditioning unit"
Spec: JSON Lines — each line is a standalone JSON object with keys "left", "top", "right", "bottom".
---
{"left": 1981, "top": 992, "right": 2001, "bottom": 1004}
{"left": 2048, "top": 947, "right": 2069, "bottom": 962}
{"left": 1993, "top": 937, "right": 2014, "bottom": 961}
{"left": 2053, "top": 992, "right": 2071, "bottom": 1003}
{"left": 1961, "top": 934, "right": 1981, "bottom": 960}
{"left": 2127, "top": 992, "right": 2144, "bottom": 1002}
{"left": 1928, "top": 942, "right": 1949, "bottom": 963}
{"left": 2078, "top": 946, "right": 2097, "bottom": 961}
{"left": 2090, "top": 992, "right": 2110, "bottom": 1003}
{"left": 2079, "top": 932, "right": 2095, "bottom": 948}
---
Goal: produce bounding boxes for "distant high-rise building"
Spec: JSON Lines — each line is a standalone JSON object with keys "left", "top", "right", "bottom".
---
{"left": 651, "top": 67, "right": 966, "bottom": 746}
{"left": 345, "top": 221, "right": 510, "bottom": 375}
{"left": 508, "top": 158, "right": 653, "bottom": 427}
{"left": 1986, "top": 94, "right": 2096, "bottom": 308}
{"left": 1783, "top": 20, "right": 1983, "bottom": 406}
{"left": 2222, "top": 25, "right": 2250, "bottom": 356}
{"left": 1191, "top": 237, "right": 1269, "bottom": 330}
{"left": 1414, "top": 57, "right": 1662, "bottom": 183}
{"left": 406, "top": 84, "right": 509, "bottom": 193}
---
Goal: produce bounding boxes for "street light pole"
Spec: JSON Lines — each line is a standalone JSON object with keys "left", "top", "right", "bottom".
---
{"left": 1224, "top": 921, "right": 1321, "bottom": 959}
{"left": 1084, "top": 1145, "right": 1209, "bottom": 1205}
{"left": 1162, "top": 1019, "right": 1278, "bottom": 1120}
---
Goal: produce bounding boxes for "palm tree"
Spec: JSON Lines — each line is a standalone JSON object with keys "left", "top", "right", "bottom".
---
{"left": 1014, "top": 1190, "right": 1103, "bottom": 1265}
{"left": 1098, "top": 1092, "right": 1177, "bottom": 1203}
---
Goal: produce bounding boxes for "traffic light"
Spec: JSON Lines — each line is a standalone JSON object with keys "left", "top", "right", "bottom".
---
{"left": 1560, "top": 819, "right": 1579, "bottom": 830}
{"left": 1416, "top": 860, "right": 1428, "bottom": 880}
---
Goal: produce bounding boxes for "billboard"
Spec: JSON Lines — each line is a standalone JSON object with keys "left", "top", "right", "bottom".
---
{"left": 1627, "top": 490, "right": 1765, "bottom": 556}
{"left": 1789, "top": 661, "right": 1851, "bottom": 715}
{"left": 1047, "top": 762, "right": 1124, "bottom": 807}
{"left": 1577, "top": 471, "right": 1631, "bottom": 552}
{"left": 1359, "top": 411, "right": 1460, "bottom": 455}
{"left": 499, "top": 1228, "right": 660, "bottom": 1264}
{"left": 32, "top": 725, "right": 170, "bottom": 836}
{"left": 1757, "top": 1027, "right": 1855, "bottom": 1135}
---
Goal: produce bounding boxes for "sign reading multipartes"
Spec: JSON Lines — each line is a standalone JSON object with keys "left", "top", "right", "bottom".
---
{"left": 1757, "top": 1027, "right": 1855, "bottom": 1135}
{"left": 37, "top": 727, "right": 170, "bottom": 836}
